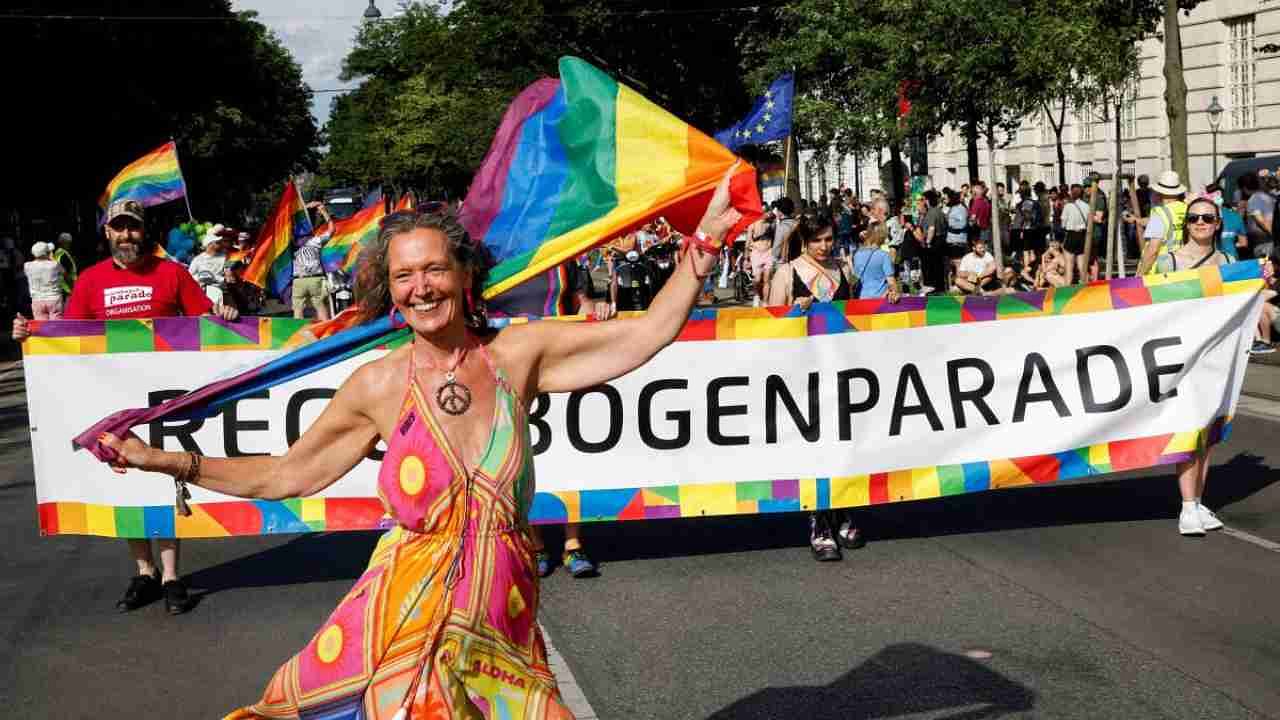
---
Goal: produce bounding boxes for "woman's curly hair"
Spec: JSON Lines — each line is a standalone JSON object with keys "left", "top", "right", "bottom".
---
{"left": 353, "top": 210, "right": 495, "bottom": 330}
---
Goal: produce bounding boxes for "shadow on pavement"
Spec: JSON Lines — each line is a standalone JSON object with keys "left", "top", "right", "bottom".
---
{"left": 185, "top": 531, "right": 381, "bottom": 597}
{"left": 706, "top": 642, "right": 1035, "bottom": 720}
{"left": 563, "top": 451, "right": 1277, "bottom": 564}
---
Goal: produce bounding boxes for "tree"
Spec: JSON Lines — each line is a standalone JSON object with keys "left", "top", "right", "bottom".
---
{"left": 0, "top": 2, "right": 319, "bottom": 236}
{"left": 320, "top": 1, "right": 766, "bottom": 197}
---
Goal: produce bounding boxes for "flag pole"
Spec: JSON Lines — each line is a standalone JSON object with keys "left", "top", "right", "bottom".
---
{"left": 170, "top": 136, "right": 196, "bottom": 222}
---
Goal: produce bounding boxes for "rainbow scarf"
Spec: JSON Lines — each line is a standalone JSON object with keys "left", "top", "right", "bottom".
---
{"left": 322, "top": 201, "right": 384, "bottom": 273}
{"left": 461, "top": 56, "right": 761, "bottom": 300}
{"left": 97, "top": 141, "right": 187, "bottom": 211}
{"left": 74, "top": 313, "right": 410, "bottom": 462}
{"left": 243, "top": 180, "right": 313, "bottom": 299}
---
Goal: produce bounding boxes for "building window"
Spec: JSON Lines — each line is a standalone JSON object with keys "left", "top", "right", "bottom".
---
{"left": 1075, "top": 104, "right": 1095, "bottom": 142}
{"left": 1225, "top": 15, "right": 1256, "bottom": 130}
{"left": 1040, "top": 109, "right": 1054, "bottom": 145}
{"left": 1122, "top": 79, "right": 1138, "bottom": 139}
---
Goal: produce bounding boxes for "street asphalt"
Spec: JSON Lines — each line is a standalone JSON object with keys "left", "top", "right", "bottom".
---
{"left": 0, "top": 350, "right": 1278, "bottom": 718}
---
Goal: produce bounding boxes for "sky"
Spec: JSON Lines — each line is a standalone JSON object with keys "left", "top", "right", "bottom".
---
{"left": 231, "top": 0, "right": 400, "bottom": 127}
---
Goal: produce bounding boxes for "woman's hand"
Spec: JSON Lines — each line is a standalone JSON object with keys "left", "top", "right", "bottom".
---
{"left": 99, "top": 432, "right": 163, "bottom": 475}
{"left": 697, "top": 161, "right": 741, "bottom": 243}
{"left": 12, "top": 313, "right": 29, "bottom": 342}
{"left": 212, "top": 303, "right": 239, "bottom": 321}
{"left": 589, "top": 300, "right": 616, "bottom": 320}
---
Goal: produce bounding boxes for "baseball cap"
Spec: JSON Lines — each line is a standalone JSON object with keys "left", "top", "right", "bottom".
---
{"left": 106, "top": 199, "right": 145, "bottom": 224}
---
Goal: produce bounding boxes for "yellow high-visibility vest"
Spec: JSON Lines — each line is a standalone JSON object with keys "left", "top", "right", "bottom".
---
{"left": 1146, "top": 200, "right": 1187, "bottom": 274}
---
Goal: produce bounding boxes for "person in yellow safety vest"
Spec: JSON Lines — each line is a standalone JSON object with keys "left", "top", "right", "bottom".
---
{"left": 52, "top": 232, "right": 78, "bottom": 294}
{"left": 1137, "top": 171, "right": 1188, "bottom": 275}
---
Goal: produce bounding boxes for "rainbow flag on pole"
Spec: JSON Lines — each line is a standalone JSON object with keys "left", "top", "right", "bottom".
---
{"left": 461, "top": 56, "right": 761, "bottom": 299}
{"left": 321, "top": 201, "right": 384, "bottom": 273}
{"left": 243, "top": 180, "right": 312, "bottom": 299}
{"left": 97, "top": 141, "right": 188, "bottom": 211}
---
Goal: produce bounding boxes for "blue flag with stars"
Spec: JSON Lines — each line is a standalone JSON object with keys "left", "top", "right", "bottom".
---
{"left": 714, "top": 73, "right": 794, "bottom": 151}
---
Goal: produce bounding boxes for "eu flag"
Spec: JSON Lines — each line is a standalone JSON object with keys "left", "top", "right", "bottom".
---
{"left": 714, "top": 73, "right": 794, "bottom": 151}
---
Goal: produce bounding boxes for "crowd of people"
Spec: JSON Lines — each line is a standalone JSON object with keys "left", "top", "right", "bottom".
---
{"left": 745, "top": 167, "right": 1280, "bottom": 358}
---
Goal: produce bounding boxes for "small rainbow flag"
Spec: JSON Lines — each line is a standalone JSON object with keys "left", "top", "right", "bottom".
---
{"left": 97, "top": 141, "right": 188, "bottom": 211}
{"left": 321, "top": 201, "right": 384, "bottom": 273}
{"left": 394, "top": 191, "right": 415, "bottom": 213}
{"left": 243, "top": 180, "right": 312, "bottom": 299}
{"left": 460, "top": 56, "right": 761, "bottom": 299}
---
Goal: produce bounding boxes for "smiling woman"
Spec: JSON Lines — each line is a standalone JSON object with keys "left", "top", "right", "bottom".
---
{"left": 97, "top": 167, "right": 741, "bottom": 719}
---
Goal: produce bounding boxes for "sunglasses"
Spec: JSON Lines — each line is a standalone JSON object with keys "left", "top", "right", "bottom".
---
{"left": 1185, "top": 213, "right": 1219, "bottom": 225}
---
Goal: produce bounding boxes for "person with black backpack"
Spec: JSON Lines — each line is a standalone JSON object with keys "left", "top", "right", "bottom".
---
{"left": 1011, "top": 180, "right": 1044, "bottom": 272}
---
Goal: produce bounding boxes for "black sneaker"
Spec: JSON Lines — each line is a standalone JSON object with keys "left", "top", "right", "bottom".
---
{"left": 809, "top": 514, "right": 842, "bottom": 562}
{"left": 116, "top": 572, "right": 162, "bottom": 612}
{"left": 163, "top": 579, "right": 193, "bottom": 615}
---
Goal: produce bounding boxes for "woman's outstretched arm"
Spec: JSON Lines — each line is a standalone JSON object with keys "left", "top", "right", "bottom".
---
{"left": 100, "top": 360, "right": 386, "bottom": 500}
{"left": 501, "top": 165, "right": 743, "bottom": 395}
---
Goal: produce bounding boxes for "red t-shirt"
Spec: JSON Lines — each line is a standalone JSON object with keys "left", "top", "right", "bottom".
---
{"left": 65, "top": 256, "right": 213, "bottom": 320}
{"left": 969, "top": 195, "right": 992, "bottom": 230}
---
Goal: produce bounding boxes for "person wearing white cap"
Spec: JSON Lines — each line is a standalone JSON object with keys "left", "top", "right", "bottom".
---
{"left": 1136, "top": 170, "right": 1187, "bottom": 275}
{"left": 188, "top": 224, "right": 232, "bottom": 305}
{"left": 24, "top": 242, "right": 65, "bottom": 319}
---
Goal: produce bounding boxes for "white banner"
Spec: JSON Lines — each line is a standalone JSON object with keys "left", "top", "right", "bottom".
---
{"left": 27, "top": 280, "right": 1264, "bottom": 537}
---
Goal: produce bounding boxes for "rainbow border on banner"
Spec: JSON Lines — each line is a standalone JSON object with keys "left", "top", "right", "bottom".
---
{"left": 29, "top": 261, "right": 1264, "bottom": 537}
{"left": 36, "top": 417, "right": 1231, "bottom": 537}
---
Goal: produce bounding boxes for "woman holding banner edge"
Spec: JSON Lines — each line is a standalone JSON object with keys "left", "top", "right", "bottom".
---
{"left": 1156, "top": 195, "right": 1229, "bottom": 537}
{"left": 96, "top": 166, "right": 741, "bottom": 718}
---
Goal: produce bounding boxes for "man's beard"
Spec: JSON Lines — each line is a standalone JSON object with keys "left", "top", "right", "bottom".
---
{"left": 111, "top": 238, "right": 148, "bottom": 266}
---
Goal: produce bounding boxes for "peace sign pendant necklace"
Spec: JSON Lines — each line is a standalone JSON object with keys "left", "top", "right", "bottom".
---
{"left": 417, "top": 340, "right": 473, "bottom": 416}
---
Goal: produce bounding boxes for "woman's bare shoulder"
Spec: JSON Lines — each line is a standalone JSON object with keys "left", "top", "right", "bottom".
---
{"left": 343, "top": 344, "right": 409, "bottom": 404}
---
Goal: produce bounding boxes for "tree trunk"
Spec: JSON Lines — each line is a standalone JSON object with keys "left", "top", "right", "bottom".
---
{"left": 965, "top": 114, "right": 980, "bottom": 183}
{"left": 1109, "top": 102, "right": 1123, "bottom": 279}
{"left": 785, "top": 134, "right": 802, "bottom": 204}
{"left": 986, "top": 129, "right": 1003, "bottom": 271}
{"left": 889, "top": 142, "right": 905, "bottom": 206}
{"left": 1163, "top": 0, "right": 1190, "bottom": 183}
{"left": 1054, "top": 102, "right": 1068, "bottom": 186}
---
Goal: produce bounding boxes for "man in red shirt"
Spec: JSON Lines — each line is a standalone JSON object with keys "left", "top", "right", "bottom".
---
{"left": 13, "top": 199, "right": 237, "bottom": 615}
{"left": 969, "top": 181, "right": 993, "bottom": 245}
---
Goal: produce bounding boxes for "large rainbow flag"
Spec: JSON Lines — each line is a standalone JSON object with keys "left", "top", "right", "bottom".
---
{"left": 461, "top": 56, "right": 761, "bottom": 299}
{"left": 97, "top": 141, "right": 188, "bottom": 211}
{"left": 321, "top": 201, "right": 384, "bottom": 273}
{"left": 243, "top": 180, "right": 313, "bottom": 299}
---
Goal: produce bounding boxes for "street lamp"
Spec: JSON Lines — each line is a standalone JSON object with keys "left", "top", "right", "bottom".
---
{"left": 1207, "top": 95, "right": 1224, "bottom": 180}
{"left": 362, "top": 0, "right": 382, "bottom": 21}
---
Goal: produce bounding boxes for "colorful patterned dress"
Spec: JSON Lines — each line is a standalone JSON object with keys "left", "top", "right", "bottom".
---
{"left": 226, "top": 344, "right": 572, "bottom": 720}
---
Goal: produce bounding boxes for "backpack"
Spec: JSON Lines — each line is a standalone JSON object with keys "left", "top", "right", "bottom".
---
{"left": 1019, "top": 198, "right": 1042, "bottom": 228}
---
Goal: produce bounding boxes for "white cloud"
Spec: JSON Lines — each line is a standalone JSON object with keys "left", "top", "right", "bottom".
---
{"left": 232, "top": 0, "right": 396, "bottom": 126}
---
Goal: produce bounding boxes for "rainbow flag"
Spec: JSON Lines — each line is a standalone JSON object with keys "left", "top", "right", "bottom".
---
{"left": 243, "top": 180, "right": 312, "bottom": 299}
{"left": 460, "top": 56, "right": 761, "bottom": 299}
{"left": 97, "top": 141, "right": 187, "bottom": 210}
{"left": 394, "top": 191, "right": 415, "bottom": 213}
{"left": 321, "top": 201, "right": 384, "bottom": 273}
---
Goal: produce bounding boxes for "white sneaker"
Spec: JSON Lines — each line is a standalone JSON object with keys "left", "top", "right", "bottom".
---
{"left": 752, "top": 296, "right": 760, "bottom": 307}
{"left": 1198, "top": 504, "right": 1224, "bottom": 531}
{"left": 1179, "top": 507, "right": 1205, "bottom": 536}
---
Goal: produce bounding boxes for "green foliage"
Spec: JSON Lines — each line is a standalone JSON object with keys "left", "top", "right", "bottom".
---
{"left": 319, "top": 1, "right": 765, "bottom": 197}
{"left": 1, "top": 1, "right": 319, "bottom": 228}
{"left": 751, "top": 0, "right": 1173, "bottom": 167}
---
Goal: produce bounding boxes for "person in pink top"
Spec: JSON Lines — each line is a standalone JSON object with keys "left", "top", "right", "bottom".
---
{"left": 13, "top": 199, "right": 238, "bottom": 615}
